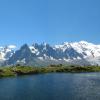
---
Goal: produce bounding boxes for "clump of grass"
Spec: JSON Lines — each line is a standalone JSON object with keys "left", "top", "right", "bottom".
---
{"left": 0, "top": 67, "right": 15, "bottom": 77}
{"left": 0, "top": 64, "right": 100, "bottom": 78}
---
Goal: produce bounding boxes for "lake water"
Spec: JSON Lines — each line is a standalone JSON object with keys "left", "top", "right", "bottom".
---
{"left": 0, "top": 73, "right": 100, "bottom": 100}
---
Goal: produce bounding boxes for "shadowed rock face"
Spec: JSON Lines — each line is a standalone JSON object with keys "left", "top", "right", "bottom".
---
{"left": 7, "top": 44, "right": 33, "bottom": 65}
{"left": 5, "top": 43, "right": 90, "bottom": 66}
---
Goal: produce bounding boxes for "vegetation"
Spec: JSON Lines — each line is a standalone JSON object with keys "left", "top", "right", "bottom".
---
{"left": 0, "top": 64, "right": 100, "bottom": 78}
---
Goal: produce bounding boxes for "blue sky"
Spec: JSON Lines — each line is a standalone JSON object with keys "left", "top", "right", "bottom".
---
{"left": 0, "top": 0, "right": 100, "bottom": 47}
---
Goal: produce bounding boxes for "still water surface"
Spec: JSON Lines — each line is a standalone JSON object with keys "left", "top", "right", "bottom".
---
{"left": 0, "top": 73, "right": 100, "bottom": 100}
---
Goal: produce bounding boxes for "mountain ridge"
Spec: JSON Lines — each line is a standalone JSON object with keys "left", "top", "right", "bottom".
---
{"left": 0, "top": 41, "right": 100, "bottom": 66}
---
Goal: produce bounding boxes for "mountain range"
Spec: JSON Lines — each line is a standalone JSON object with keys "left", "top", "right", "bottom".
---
{"left": 1, "top": 41, "right": 100, "bottom": 66}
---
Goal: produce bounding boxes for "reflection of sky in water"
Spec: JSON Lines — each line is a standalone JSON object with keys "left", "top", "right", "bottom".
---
{"left": 70, "top": 73, "right": 100, "bottom": 100}
{"left": 0, "top": 73, "right": 100, "bottom": 100}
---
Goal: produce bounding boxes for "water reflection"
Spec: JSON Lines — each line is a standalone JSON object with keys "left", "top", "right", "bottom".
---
{"left": 0, "top": 73, "right": 100, "bottom": 100}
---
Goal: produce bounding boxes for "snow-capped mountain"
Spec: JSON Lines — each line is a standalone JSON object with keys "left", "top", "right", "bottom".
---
{"left": 0, "top": 45, "right": 16, "bottom": 61}
{"left": 55, "top": 41, "right": 100, "bottom": 59}
{"left": 2, "top": 41, "right": 100, "bottom": 66}
{"left": 54, "top": 41, "right": 100, "bottom": 65}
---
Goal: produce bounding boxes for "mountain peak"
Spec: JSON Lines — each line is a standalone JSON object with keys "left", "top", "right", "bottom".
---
{"left": 20, "top": 44, "right": 29, "bottom": 49}
{"left": 79, "top": 40, "right": 88, "bottom": 43}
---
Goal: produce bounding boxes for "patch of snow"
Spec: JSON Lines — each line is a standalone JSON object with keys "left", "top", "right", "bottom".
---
{"left": 17, "top": 58, "right": 26, "bottom": 63}
{"left": 49, "top": 56, "right": 56, "bottom": 60}
{"left": 29, "top": 46, "right": 39, "bottom": 54}
{"left": 38, "top": 57, "right": 43, "bottom": 60}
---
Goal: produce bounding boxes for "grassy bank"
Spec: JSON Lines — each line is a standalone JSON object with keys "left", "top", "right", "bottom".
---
{"left": 0, "top": 65, "right": 100, "bottom": 78}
